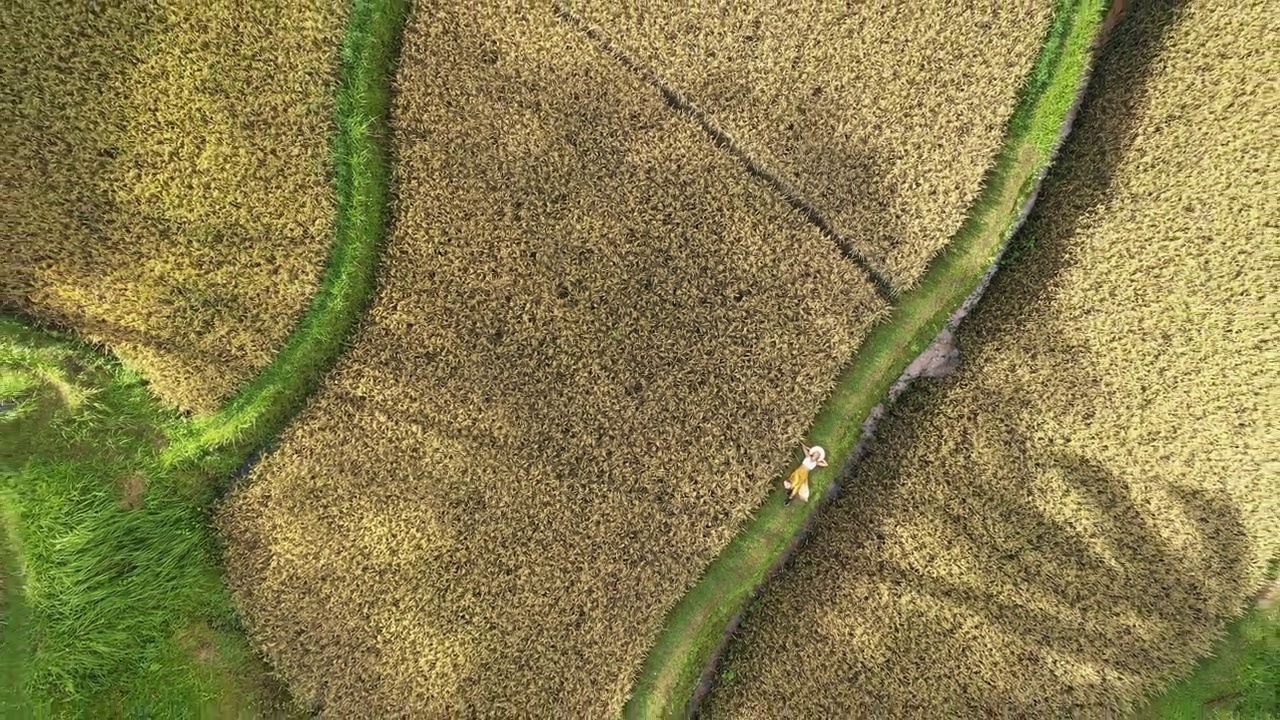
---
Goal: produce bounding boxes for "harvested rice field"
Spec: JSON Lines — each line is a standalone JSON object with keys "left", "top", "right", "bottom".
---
{"left": 567, "top": 0, "right": 1055, "bottom": 291}
{"left": 1, "top": 0, "right": 346, "bottom": 413}
{"left": 705, "top": 1, "right": 1280, "bottom": 717}
{"left": 218, "top": 2, "right": 1051, "bottom": 715}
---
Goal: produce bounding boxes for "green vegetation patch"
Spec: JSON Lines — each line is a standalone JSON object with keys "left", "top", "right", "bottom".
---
{"left": 0, "top": 318, "right": 287, "bottom": 717}
{"left": 704, "top": 0, "right": 1279, "bottom": 716}
{"left": 1132, "top": 590, "right": 1278, "bottom": 720}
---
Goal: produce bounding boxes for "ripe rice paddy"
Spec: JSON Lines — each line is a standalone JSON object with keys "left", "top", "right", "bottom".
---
{"left": 1, "top": 0, "right": 347, "bottom": 413}
{"left": 10, "top": 0, "right": 1266, "bottom": 716}
{"left": 704, "top": 1, "right": 1280, "bottom": 716}
{"left": 567, "top": 0, "right": 1054, "bottom": 291}
{"left": 218, "top": 2, "right": 1052, "bottom": 715}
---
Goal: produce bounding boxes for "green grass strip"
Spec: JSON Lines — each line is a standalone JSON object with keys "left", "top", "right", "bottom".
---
{"left": 162, "top": 0, "right": 408, "bottom": 478}
{"left": 0, "top": 502, "right": 30, "bottom": 717}
{"left": 1, "top": 319, "right": 218, "bottom": 715}
{"left": 622, "top": 1, "right": 1110, "bottom": 716}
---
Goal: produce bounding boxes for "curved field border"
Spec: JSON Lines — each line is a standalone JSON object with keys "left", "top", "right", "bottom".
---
{"left": 623, "top": 1, "right": 1113, "bottom": 717}
{"left": 160, "top": 0, "right": 408, "bottom": 478}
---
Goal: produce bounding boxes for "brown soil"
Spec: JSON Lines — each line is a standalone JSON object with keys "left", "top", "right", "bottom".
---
{"left": 904, "top": 329, "right": 961, "bottom": 380}
{"left": 1098, "top": 0, "right": 1130, "bottom": 49}
{"left": 193, "top": 640, "right": 219, "bottom": 666}
{"left": 118, "top": 473, "right": 145, "bottom": 511}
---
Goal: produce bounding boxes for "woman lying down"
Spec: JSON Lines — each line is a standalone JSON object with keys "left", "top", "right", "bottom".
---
{"left": 783, "top": 444, "right": 828, "bottom": 504}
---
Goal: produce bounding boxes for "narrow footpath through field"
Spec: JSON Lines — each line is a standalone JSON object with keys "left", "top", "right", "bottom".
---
{"left": 704, "top": 0, "right": 1279, "bottom": 715}
{"left": 624, "top": 1, "right": 1107, "bottom": 714}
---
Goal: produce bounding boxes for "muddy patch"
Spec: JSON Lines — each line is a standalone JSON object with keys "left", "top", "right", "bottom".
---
{"left": 176, "top": 622, "right": 224, "bottom": 668}
{"left": 192, "top": 637, "right": 220, "bottom": 666}
{"left": 904, "top": 329, "right": 961, "bottom": 380}
{"left": 118, "top": 473, "right": 146, "bottom": 511}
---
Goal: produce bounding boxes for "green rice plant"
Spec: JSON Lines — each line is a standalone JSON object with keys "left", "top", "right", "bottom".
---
{"left": 1, "top": 503, "right": 30, "bottom": 717}
{"left": 0, "top": 340, "right": 89, "bottom": 435}
{"left": 0, "top": 370, "right": 42, "bottom": 425}
{"left": 1131, "top": 588, "right": 1278, "bottom": 720}
{"left": 0, "top": 318, "right": 286, "bottom": 717}
{"left": 0, "top": 370, "right": 39, "bottom": 405}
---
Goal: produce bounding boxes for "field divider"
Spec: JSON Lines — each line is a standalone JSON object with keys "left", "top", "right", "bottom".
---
{"left": 621, "top": 0, "right": 1114, "bottom": 717}
{"left": 555, "top": 3, "right": 896, "bottom": 302}
{"left": 159, "top": 0, "right": 409, "bottom": 479}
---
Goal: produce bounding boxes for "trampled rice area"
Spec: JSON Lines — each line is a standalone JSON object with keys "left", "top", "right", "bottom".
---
{"left": 705, "top": 1, "right": 1280, "bottom": 716}
{"left": 1, "top": 1, "right": 345, "bottom": 413}
{"left": 570, "top": 0, "right": 1054, "bottom": 291}
{"left": 220, "top": 1, "right": 1056, "bottom": 715}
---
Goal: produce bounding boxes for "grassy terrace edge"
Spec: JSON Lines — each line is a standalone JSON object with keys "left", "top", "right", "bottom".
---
{"left": 621, "top": 1, "right": 1111, "bottom": 717}
{"left": 161, "top": 0, "right": 407, "bottom": 476}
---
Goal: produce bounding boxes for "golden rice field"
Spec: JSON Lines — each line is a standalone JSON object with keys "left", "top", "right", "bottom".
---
{"left": 0, "top": 0, "right": 346, "bottom": 413}
{"left": 218, "top": 2, "right": 1050, "bottom": 715}
{"left": 705, "top": 1, "right": 1280, "bottom": 716}
{"left": 569, "top": 0, "right": 1054, "bottom": 291}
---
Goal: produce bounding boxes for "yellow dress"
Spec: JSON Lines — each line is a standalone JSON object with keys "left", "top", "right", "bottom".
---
{"left": 784, "top": 463, "right": 812, "bottom": 503}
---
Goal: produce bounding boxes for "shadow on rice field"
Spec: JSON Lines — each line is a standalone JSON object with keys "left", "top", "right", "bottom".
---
{"left": 708, "top": 395, "right": 1266, "bottom": 717}
{"left": 3, "top": 0, "right": 1272, "bottom": 715}
{"left": 624, "top": 0, "right": 1108, "bottom": 715}
{"left": 1, "top": 1, "right": 348, "bottom": 413}
{"left": 701, "top": 0, "right": 1279, "bottom": 715}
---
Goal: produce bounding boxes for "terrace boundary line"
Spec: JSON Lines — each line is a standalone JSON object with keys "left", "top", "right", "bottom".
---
{"left": 619, "top": 0, "right": 1112, "bottom": 717}
{"left": 555, "top": 3, "right": 897, "bottom": 303}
